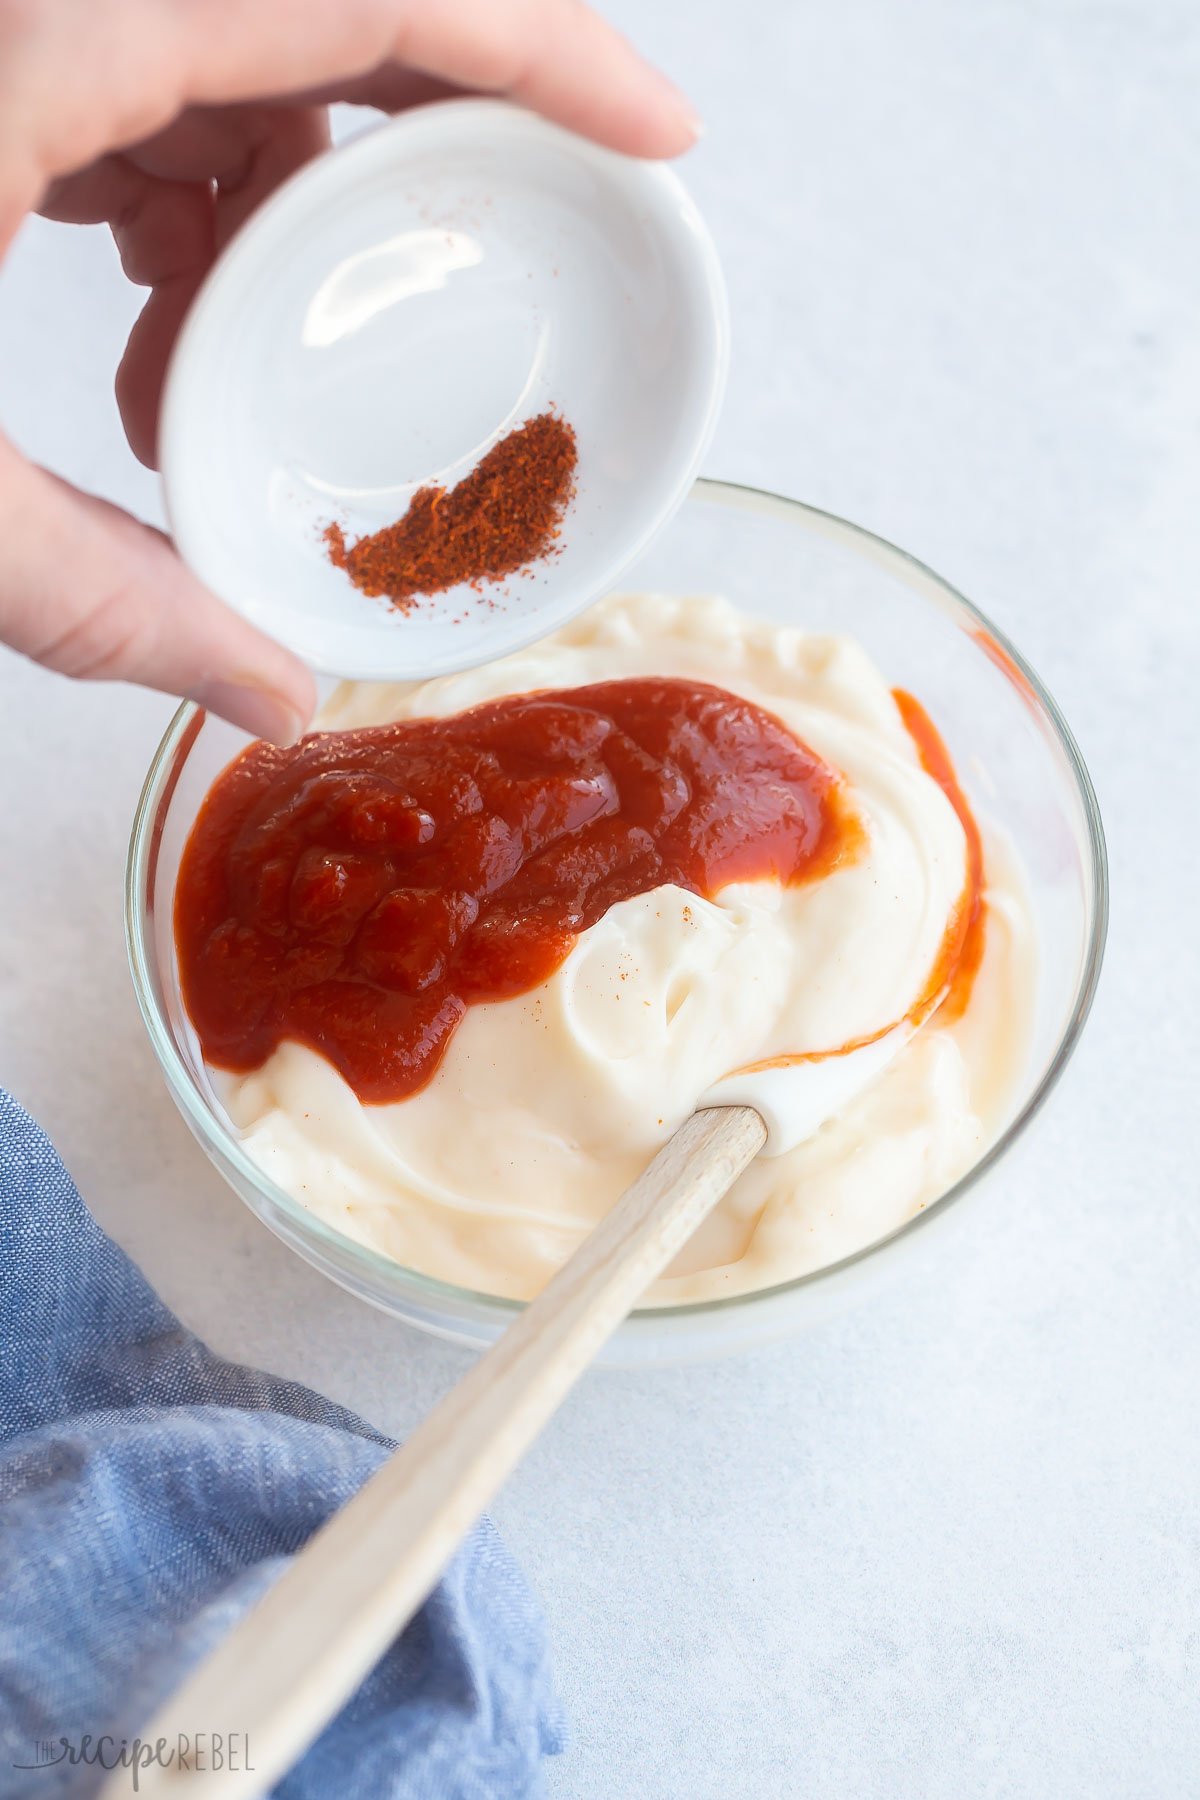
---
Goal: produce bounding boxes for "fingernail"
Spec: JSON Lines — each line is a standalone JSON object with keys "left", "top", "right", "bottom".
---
{"left": 190, "top": 680, "right": 306, "bottom": 747}
{"left": 653, "top": 68, "right": 704, "bottom": 142}
{"left": 675, "top": 97, "right": 705, "bottom": 141}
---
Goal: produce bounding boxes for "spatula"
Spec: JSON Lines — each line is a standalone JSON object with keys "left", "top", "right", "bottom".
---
{"left": 114, "top": 1028, "right": 910, "bottom": 1799}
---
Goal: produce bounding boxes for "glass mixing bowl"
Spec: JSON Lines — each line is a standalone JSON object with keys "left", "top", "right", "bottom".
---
{"left": 126, "top": 481, "right": 1107, "bottom": 1364}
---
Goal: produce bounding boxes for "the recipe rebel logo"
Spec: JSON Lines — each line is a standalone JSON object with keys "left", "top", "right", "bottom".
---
{"left": 12, "top": 1731, "right": 254, "bottom": 1788}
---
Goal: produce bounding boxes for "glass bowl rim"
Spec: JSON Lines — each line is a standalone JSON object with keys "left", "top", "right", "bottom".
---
{"left": 125, "top": 477, "right": 1109, "bottom": 1327}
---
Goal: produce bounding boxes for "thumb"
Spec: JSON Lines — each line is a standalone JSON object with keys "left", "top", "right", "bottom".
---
{"left": 0, "top": 440, "right": 315, "bottom": 743}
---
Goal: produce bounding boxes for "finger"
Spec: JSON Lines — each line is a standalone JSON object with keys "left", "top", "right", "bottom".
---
{"left": 116, "top": 275, "right": 207, "bottom": 467}
{"left": 43, "top": 158, "right": 216, "bottom": 464}
{"left": 39, "top": 154, "right": 218, "bottom": 462}
{"left": 109, "top": 177, "right": 214, "bottom": 465}
{"left": 110, "top": 108, "right": 328, "bottom": 463}
{"left": 0, "top": 439, "right": 315, "bottom": 743}
{"left": 371, "top": 4, "right": 700, "bottom": 155}
{"left": 210, "top": 105, "right": 330, "bottom": 249}
{"left": 8, "top": 0, "right": 698, "bottom": 198}
{"left": 288, "top": 68, "right": 463, "bottom": 115}
{"left": 48, "top": 107, "right": 330, "bottom": 466}
{"left": 293, "top": 53, "right": 693, "bottom": 153}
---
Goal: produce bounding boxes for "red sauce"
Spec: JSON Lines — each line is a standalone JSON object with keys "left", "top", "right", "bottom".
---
{"left": 892, "top": 689, "right": 986, "bottom": 1024}
{"left": 683, "top": 691, "right": 989, "bottom": 1083}
{"left": 176, "top": 680, "right": 857, "bottom": 1104}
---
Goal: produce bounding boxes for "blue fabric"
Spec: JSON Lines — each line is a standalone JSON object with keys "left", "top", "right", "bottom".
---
{"left": 0, "top": 1087, "right": 563, "bottom": 1798}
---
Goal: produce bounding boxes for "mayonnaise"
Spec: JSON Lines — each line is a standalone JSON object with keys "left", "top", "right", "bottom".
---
{"left": 214, "top": 594, "right": 1036, "bottom": 1303}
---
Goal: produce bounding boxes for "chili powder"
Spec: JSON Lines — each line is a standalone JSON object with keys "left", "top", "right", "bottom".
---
{"left": 324, "top": 410, "right": 577, "bottom": 609}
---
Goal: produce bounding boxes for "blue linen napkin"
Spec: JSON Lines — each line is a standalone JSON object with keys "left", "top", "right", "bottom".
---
{"left": 0, "top": 1086, "right": 564, "bottom": 1798}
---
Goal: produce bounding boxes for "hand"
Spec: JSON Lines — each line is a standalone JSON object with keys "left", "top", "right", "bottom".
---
{"left": 0, "top": 0, "right": 697, "bottom": 742}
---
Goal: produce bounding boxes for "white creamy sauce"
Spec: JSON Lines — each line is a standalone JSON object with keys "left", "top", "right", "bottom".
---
{"left": 213, "top": 593, "right": 1037, "bottom": 1304}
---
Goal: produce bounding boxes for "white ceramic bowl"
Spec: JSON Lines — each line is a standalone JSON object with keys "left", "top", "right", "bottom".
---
{"left": 159, "top": 100, "right": 728, "bottom": 680}
{"left": 127, "top": 482, "right": 1107, "bottom": 1365}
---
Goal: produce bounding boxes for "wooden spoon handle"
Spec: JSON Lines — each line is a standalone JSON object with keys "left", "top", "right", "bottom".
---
{"left": 120, "top": 1104, "right": 766, "bottom": 1799}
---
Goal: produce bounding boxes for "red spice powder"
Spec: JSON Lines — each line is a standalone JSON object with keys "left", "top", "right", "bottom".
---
{"left": 324, "top": 410, "right": 577, "bottom": 610}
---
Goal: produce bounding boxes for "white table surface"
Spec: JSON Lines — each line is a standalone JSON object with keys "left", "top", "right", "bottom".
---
{"left": 1, "top": 3, "right": 1198, "bottom": 1794}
